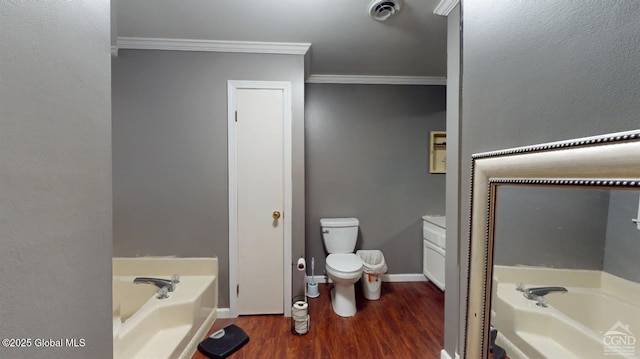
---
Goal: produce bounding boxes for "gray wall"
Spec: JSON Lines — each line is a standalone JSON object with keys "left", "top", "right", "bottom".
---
{"left": 112, "top": 50, "right": 306, "bottom": 307}
{"left": 604, "top": 190, "right": 640, "bottom": 283}
{"left": 492, "top": 187, "right": 640, "bottom": 281}
{"left": 0, "top": 2, "right": 112, "bottom": 358}
{"left": 305, "top": 84, "right": 446, "bottom": 276}
{"left": 451, "top": 1, "right": 640, "bottom": 357}
{"left": 493, "top": 186, "right": 609, "bottom": 269}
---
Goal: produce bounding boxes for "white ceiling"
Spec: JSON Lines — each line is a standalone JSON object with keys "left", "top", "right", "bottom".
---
{"left": 114, "top": 0, "right": 448, "bottom": 77}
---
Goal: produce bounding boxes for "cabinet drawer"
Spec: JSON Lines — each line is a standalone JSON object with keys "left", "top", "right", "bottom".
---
{"left": 423, "top": 221, "right": 446, "bottom": 249}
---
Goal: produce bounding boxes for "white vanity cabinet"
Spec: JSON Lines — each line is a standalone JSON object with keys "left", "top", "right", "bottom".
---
{"left": 423, "top": 215, "right": 445, "bottom": 291}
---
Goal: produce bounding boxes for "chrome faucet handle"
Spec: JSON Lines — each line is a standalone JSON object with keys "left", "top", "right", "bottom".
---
{"left": 134, "top": 277, "right": 174, "bottom": 291}
{"left": 157, "top": 286, "right": 169, "bottom": 299}
{"left": 172, "top": 274, "right": 180, "bottom": 284}
{"left": 515, "top": 282, "right": 526, "bottom": 292}
{"left": 536, "top": 296, "right": 548, "bottom": 308}
{"left": 525, "top": 286, "right": 567, "bottom": 299}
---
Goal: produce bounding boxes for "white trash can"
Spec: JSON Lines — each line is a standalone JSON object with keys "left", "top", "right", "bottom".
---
{"left": 356, "top": 250, "right": 387, "bottom": 300}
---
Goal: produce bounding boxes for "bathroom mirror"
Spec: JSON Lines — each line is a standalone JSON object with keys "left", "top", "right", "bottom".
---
{"left": 464, "top": 130, "right": 640, "bottom": 358}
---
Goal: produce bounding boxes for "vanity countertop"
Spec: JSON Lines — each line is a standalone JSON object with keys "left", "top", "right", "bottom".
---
{"left": 422, "top": 215, "right": 446, "bottom": 228}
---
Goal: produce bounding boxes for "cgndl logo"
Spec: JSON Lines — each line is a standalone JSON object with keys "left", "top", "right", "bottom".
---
{"left": 603, "top": 321, "right": 636, "bottom": 356}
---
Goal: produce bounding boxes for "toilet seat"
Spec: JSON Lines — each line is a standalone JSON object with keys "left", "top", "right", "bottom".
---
{"left": 325, "top": 253, "right": 363, "bottom": 317}
{"left": 326, "top": 253, "right": 363, "bottom": 276}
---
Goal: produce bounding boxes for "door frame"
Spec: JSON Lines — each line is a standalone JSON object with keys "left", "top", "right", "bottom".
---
{"left": 227, "top": 80, "right": 292, "bottom": 317}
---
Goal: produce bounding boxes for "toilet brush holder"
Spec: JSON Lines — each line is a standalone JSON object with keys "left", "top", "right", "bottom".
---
{"left": 307, "top": 257, "right": 319, "bottom": 298}
{"left": 307, "top": 282, "right": 319, "bottom": 298}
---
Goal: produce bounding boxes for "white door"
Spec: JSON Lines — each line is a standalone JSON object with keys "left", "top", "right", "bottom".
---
{"left": 231, "top": 84, "right": 289, "bottom": 315}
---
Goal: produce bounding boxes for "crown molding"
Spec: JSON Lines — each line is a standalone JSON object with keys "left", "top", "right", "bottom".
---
{"left": 115, "top": 37, "right": 311, "bottom": 55}
{"left": 306, "top": 74, "right": 447, "bottom": 86}
{"left": 111, "top": 45, "right": 118, "bottom": 56}
{"left": 433, "top": 0, "right": 459, "bottom": 16}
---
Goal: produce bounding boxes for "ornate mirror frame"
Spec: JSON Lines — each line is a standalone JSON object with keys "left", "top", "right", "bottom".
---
{"left": 464, "top": 130, "right": 640, "bottom": 358}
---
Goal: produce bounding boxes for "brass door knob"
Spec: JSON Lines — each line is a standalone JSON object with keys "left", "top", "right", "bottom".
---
{"left": 273, "top": 211, "right": 281, "bottom": 220}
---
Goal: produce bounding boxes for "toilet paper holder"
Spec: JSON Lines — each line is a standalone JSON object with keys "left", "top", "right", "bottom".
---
{"left": 296, "top": 257, "right": 306, "bottom": 271}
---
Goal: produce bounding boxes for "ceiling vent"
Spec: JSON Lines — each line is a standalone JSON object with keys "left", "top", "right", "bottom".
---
{"left": 367, "top": 0, "right": 402, "bottom": 21}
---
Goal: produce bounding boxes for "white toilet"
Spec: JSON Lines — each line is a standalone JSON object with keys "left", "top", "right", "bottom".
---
{"left": 321, "top": 217, "right": 364, "bottom": 317}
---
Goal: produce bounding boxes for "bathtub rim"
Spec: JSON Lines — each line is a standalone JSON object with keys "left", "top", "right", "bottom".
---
{"left": 112, "top": 257, "right": 219, "bottom": 359}
{"left": 492, "top": 266, "right": 640, "bottom": 359}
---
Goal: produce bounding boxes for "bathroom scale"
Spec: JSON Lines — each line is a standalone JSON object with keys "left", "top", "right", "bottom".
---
{"left": 198, "top": 324, "right": 249, "bottom": 359}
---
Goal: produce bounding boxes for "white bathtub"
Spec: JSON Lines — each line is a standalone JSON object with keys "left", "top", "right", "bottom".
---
{"left": 492, "top": 266, "right": 640, "bottom": 359}
{"left": 113, "top": 258, "right": 218, "bottom": 359}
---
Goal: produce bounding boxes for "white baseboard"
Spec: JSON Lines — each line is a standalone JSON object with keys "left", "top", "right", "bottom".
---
{"left": 382, "top": 273, "right": 428, "bottom": 282}
{"left": 440, "top": 349, "right": 460, "bottom": 359}
{"left": 216, "top": 308, "right": 232, "bottom": 319}
{"left": 307, "top": 273, "right": 427, "bottom": 284}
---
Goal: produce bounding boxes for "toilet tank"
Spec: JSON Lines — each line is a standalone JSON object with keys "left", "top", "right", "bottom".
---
{"left": 320, "top": 218, "right": 359, "bottom": 254}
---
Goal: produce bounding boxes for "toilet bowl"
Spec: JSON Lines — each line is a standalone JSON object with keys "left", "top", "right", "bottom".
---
{"left": 326, "top": 253, "right": 363, "bottom": 317}
{"left": 320, "top": 218, "right": 363, "bottom": 317}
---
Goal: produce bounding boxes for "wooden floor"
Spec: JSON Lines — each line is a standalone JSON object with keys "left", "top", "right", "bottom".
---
{"left": 192, "top": 281, "right": 445, "bottom": 359}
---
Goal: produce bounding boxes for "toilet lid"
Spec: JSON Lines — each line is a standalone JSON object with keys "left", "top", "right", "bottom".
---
{"left": 326, "top": 253, "right": 363, "bottom": 272}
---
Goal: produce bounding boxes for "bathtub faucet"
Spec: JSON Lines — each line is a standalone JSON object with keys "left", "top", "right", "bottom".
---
{"left": 524, "top": 286, "right": 567, "bottom": 300}
{"left": 133, "top": 277, "right": 175, "bottom": 292}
